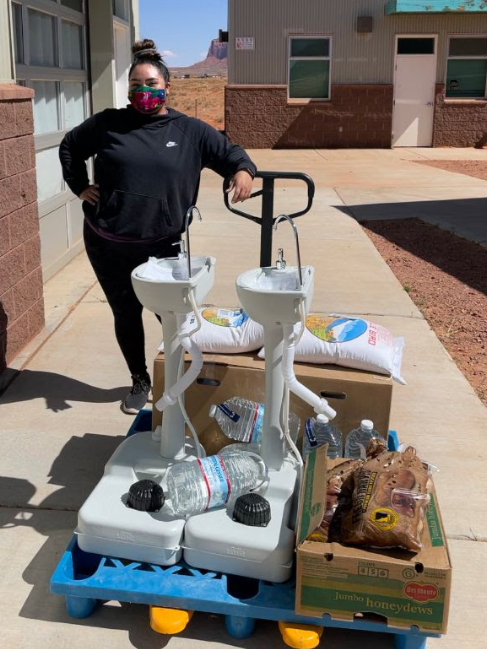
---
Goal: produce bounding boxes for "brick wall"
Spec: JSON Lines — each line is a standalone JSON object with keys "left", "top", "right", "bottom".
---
{"left": 433, "top": 84, "right": 487, "bottom": 148}
{"left": 225, "top": 85, "right": 393, "bottom": 149}
{"left": 0, "top": 85, "right": 45, "bottom": 372}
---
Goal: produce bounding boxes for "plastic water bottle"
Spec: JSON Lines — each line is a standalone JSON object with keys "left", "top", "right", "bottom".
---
{"left": 209, "top": 397, "right": 300, "bottom": 444}
{"left": 345, "top": 420, "right": 386, "bottom": 459}
{"left": 220, "top": 442, "right": 261, "bottom": 455}
{"left": 302, "top": 415, "right": 342, "bottom": 461}
{"left": 166, "top": 450, "right": 266, "bottom": 516}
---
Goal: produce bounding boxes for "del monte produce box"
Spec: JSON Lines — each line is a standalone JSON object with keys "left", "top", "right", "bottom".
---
{"left": 295, "top": 446, "right": 452, "bottom": 634}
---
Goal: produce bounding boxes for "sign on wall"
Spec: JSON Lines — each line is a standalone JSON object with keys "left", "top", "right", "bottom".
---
{"left": 236, "top": 37, "right": 254, "bottom": 50}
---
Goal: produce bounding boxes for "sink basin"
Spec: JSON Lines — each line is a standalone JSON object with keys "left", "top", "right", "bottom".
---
{"left": 236, "top": 265, "right": 314, "bottom": 327}
{"left": 132, "top": 256, "right": 216, "bottom": 315}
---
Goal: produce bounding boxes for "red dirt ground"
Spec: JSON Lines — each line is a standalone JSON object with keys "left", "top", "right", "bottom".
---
{"left": 415, "top": 159, "right": 487, "bottom": 181}
{"left": 169, "top": 78, "right": 225, "bottom": 130}
{"left": 363, "top": 219, "right": 487, "bottom": 405}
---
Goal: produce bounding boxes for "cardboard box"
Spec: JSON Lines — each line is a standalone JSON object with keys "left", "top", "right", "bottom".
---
{"left": 295, "top": 446, "right": 452, "bottom": 634}
{"left": 152, "top": 352, "right": 393, "bottom": 455}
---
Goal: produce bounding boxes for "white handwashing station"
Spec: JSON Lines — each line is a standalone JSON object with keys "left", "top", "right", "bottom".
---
{"left": 76, "top": 208, "right": 214, "bottom": 566}
{"left": 76, "top": 176, "right": 337, "bottom": 582}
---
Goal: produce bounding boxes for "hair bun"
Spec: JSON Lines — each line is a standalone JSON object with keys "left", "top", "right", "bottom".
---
{"left": 132, "top": 38, "right": 156, "bottom": 55}
{"left": 132, "top": 38, "right": 164, "bottom": 62}
{"left": 129, "top": 38, "right": 170, "bottom": 83}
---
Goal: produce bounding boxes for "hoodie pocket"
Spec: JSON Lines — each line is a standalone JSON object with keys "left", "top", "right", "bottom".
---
{"left": 98, "top": 190, "right": 174, "bottom": 239}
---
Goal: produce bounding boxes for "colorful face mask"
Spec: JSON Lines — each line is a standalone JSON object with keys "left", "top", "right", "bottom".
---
{"left": 128, "top": 85, "right": 166, "bottom": 114}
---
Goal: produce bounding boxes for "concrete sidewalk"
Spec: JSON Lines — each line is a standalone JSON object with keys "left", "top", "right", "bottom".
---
{"left": 1, "top": 148, "right": 487, "bottom": 648}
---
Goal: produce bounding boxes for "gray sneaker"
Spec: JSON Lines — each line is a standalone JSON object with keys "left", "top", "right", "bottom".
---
{"left": 122, "top": 373, "right": 151, "bottom": 415}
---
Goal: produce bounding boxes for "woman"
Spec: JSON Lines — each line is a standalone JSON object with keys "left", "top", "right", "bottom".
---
{"left": 60, "top": 39, "right": 256, "bottom": 414}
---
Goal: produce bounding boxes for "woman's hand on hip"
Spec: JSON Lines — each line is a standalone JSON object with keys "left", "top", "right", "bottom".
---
{"left": 227, "top": 170, "right": 253, "bottom": 204}
{"left": 79, "top": 184, "right": 100, "bottom": 206}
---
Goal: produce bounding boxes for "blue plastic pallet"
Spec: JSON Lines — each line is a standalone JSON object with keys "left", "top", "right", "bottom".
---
{"left": 51, "top": 411, "right": 440, "bottom": 649}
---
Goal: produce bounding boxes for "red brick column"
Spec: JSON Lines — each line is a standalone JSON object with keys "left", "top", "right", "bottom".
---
{"left": 433, "top": 83, "right": 487, "bottom": 148}
{"left": 225, "top": 85, "right": 393, "bottom": 149}
{"left": 0, "top": 84, "right": 45, "bottom": 372}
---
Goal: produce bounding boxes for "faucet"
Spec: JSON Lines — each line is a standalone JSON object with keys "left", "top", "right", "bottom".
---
{"left": 183, "top": 205, "right": 202, "bottom": 278}
{"left": 276, "top": 248, "right": 287, "bottom": 270}
{"left": 274, "top": 214, "right": 303, "bottom": 288}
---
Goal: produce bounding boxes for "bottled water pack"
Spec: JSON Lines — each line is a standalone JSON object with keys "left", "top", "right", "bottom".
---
{"left": 209, "top": 397, "right": 300, "bottom": 444}
{"left": 345, "top": 419, "right": 386, "bottom": 459}
{"left": 166, "top": 449, "right": 266, "bottom": 517}
{"left": 303, "top": 414, "right": 342, "bottom": 460}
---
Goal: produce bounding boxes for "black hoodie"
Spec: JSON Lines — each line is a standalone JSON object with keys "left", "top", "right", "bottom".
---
{"left": 59, "top": 107, "right": 256, "bottom": 242}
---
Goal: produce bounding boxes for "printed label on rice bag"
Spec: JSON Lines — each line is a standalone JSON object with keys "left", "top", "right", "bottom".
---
{"left": 197, "top": 456, "right": 231, "bottom": 510}
{"left": 202, "top": 307, "right": 249, "bottom": 328}
{"left": 306, "top": 315, "right": 368, "bottom": 343}
{"left": 368, "top": 322, "right": 394, "bottom": 347}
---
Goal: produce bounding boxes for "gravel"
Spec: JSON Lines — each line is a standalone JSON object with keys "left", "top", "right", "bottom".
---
{"left": 363, "top": 219, "right": 487, "bottom": 405}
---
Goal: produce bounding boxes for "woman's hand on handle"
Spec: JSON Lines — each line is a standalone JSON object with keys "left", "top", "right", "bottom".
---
{"left": 79, "top": 184, "right": 100, "bottom": 206}
{"left": 227, "top": 170, "right": 253, "bottom": 204}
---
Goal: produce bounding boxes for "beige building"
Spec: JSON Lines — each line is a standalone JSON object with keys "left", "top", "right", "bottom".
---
{"left": 0, "top": 0, "right": 139, "bottom": 371}
{"left": 226, "top": 0, "right": 487, "bottom": 149}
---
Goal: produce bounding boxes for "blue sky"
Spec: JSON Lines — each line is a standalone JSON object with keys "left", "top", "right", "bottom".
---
{"left": 139, "top": 0, "right": 228, "bottom": 67}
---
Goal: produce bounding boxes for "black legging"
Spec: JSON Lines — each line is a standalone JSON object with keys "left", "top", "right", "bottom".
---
{"left": 84, "top": 221, "right": 179, "bottom": 377}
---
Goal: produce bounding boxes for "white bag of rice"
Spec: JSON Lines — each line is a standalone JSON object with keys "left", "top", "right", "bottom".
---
{"left": 158, "top": 306, "right": 264, "bottom": 354}
{"left": 258, "top": 314, "right": 405, "bottom": 384}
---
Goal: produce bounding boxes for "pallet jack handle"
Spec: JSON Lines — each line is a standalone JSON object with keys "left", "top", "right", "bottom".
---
{"left": 223, "top": 171, "right": 315, "bottom": 268}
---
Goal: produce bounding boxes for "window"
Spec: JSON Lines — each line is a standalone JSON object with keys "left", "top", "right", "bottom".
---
{"left": 36, "top": 147, "right": 64, "bottom": 202}
{"left": 12, "top": 3, "right": 24, "bottom": 63}
{"left": 61, "top": 0, "right": 83, "bottom": 11}
{"left": 397, "top": 37, "right": 435, "bottom": 55}
{"left": 64, "top": 82, "right": 86, "bottom": 128}
{"left": 32, "top": 80, "right": 60, "bottom": 134}
{"left": 62, "top": 20, "right": 83, "bottom": 68}
{"left": 447, "top": 37, "right": 487, "bottom": 98}
{"left": 289, "top": 37, "right": 331, "bottom": 100}
{"left": 28, "top": 9, "right": 56, "bottom": 67}
{"left": 113, "top": 0, "right": 129, "bottom": 21}
{"left": 12, "top": 1, "right": 88, "bottom": 207}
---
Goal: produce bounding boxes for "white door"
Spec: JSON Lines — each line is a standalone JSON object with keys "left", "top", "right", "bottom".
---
{"left": 393, "top": 37, "right": 437, "bottom": 147}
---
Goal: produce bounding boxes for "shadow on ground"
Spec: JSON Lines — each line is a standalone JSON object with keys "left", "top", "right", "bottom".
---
{"left": 1, "top": 435, "right": 393, "bottom": 648}
{"left": 336, "top": 201, "right": 487, "bottom": 297}
{"left": 0, "top": 369, "right": 129, "bottom": 411}
{"left": 338, "top": 196, "right": 487, "bottom": 224}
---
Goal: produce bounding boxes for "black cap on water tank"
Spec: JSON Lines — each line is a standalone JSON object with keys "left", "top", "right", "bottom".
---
{"left": 127, "top": 479, "right": 164, "bottom": 512}
{"left": 233, "top": 493, "right": 271, "bottom": 527}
